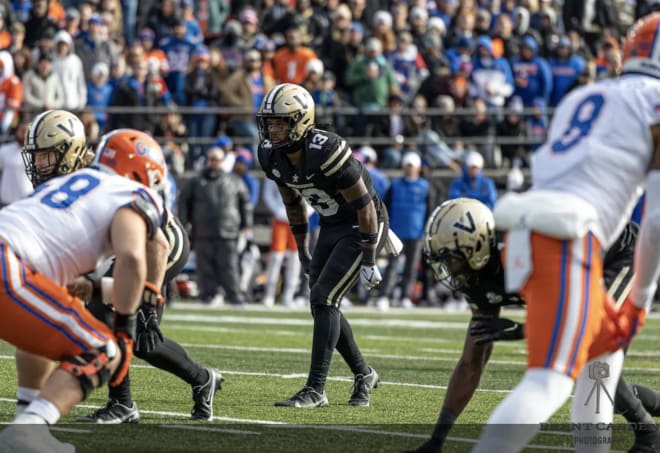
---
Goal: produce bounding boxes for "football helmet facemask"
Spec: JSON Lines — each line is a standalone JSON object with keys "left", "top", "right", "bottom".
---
{"left": 22, "top": 110, "right": 88, "bottom": 187}
{"left": 257, "top": 83, "right": 315, "bottom": 154}
{"left": 93, "top": 129, "right": 167, "bottom": 191}
{"left": 622, "top": 12, "right": 660, "bottom": 79}
{"left": 423, "top": 198, "right": 495, "bottom": 290}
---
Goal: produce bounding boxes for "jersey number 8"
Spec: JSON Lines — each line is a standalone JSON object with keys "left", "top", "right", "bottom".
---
{"left": 551, "top": 93, "right": 605, "bottom": 153}
{"left": 39, "top": 174, "right": 100, "bottom": 209}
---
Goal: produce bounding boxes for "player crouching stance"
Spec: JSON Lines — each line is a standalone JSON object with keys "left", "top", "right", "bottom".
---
{"left": 409, "top": 199, "right": 658, "bottom": 453}
{"left": 0, "top": 121, "right": 168, "bottom": 452}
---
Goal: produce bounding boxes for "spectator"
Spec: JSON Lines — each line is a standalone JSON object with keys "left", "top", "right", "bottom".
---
{"left": 30, "top": 27, "right": 56, "bottom": 66}
{"left": 345, "top": 37, "right": 399, "bottom": 136}
{"left": 183, "top": 47, "right": 220, "bottom": 162}
{"left": 139, "top": 28, "right": 169, "bottom": 77}
{"left": 53, "top": 30, "right": 87, "bottom": 112}
{"left": 261, "top": 0, "right": 294, "bottom": 36}
{"left": 496, "top": 96, "right": 527, "bottom": 167}
{"left": 232, "top": 148, "right": 260, "bottom": 209}
{"left": 220, "top": 48, "right": 274, "bottom": 156}
{"left": 9, "top": 21, "right": 24, "bottom": 53}
{"left": 63, "top": 8, "right": 81, "bottom": 39}
{"left": 595, "top": 36, "right": 622, "bottom": 79}
{"left": 74, "top": 13, "right": 120, "bottom": 79}
{"left": 301, "top": 58, "right": 324, "bottom": 94}
{"left": 154, "top": 107, "right": 189, "bottom": 174}
{"left": 78, "top": 109, "right": 100, "bottom": 145}
{"left": 180, "top": 0, "right": 203, "bottom": 45}
{"left": 459, "top": 98, "right": 494, "bottom": 165}
{"left": 510, "top": 35, "right": 552, "bottom": 107}
{"left": 211, "top": 135, "right": 234, "bottom": 173}
{"left": 310, "top": 70, "right": 342, "bottom": 133}
{"left": 160, "top": 17, "right": 199, "bottom": 105}
{"left": 411, "top": 95, "right": 461, "bottom": 170}
{"left": 548, "top": 36, "right": 585, "bottom": 107}
{"left": 178, "top": 147, "right": 253, "bottom": 306}
{"left": 448, "top": 150, "right": 497, "bottom": 209}
{"left": 23, "top": 52, "right": 64, "bottom": 113}
{"left": 108, "top": 55, "right": 127, "bottom": 92}
{"left": 371, "top": 93, "right": 414, "bottom": 168}
{"left": 11, "top": 47, "right": 30, "bottom": 79}
{"left": 237, "top": 6, "right": 261, "bottom": 51}
{"left": 491, "top": 11, "right": 521, "bottom": 60}
{"left": 370, "top": 10, "right": 396, "bottom": 53}
{"left": 86, "top": 62, "right": 113, "bottom": 131}
{"left": 318, "top": 6, "right": 354, "bottom": 93}
{"left": 253, "top": 36, "right": 276, "bottom": 80}
{"left": 261, "top": 177, "right": 302, "bottom": 309}
{"left": 445, "top": 35, "right": 474, "bottom": 75}
{"left": 272, "top": 25, "right": 318, "bottom": 84}
{"left": 0, "top": 10, "right": 10, "bottom": 51}
{"left": 0, "top": 122, "right": 31, "bottom": 207}
{"left": 99, "top": 0, "right": 123, "bottom": 44}
{"left": 357, "top": 145, "right": 390, "bottom": 201}
{"left": 23, "top": 0, "right": 59, "bottom": 49}
{"left": 527, "top": 97, "right": 548, "bottom": 152}
{"left": 377, "top": 152, "right": 429, "bottom": 311}
{"left": 387, "top": 31, "right": 429, "bottom": 103}
{"left": 469, "top": 36, "right": 514, "bottom": 108}
{"left": 197, "top": 0, "right": 230, "bottom": 40}
{"left": 110, "top": 59, "right": 171, "bottom": 132}
{"left": 214, "top": 19, "right": 243, "bottom": 72}
{"left": 145, "top": 0, "right": 179, "bottom": 43}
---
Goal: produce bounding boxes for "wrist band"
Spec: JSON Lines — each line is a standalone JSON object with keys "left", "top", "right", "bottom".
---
{"left": 361, "top": 246, "right": 376, "bottom": 266}
{"left": 350, "top": 193, "right": 372, "bottom": 210}
{"left": 360, "top": 232, "right": 379, "bottom": 244}
{"left": 290, "top": 223, "right": 308, "bottom": 235}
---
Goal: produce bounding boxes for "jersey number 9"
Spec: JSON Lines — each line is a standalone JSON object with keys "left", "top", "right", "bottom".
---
{"left": 551, "top": 93, "right": 605, "bottom": 154}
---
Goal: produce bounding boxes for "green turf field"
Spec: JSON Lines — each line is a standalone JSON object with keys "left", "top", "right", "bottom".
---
{"left": 1, "top": 304, "right": 659, "bottom": 452}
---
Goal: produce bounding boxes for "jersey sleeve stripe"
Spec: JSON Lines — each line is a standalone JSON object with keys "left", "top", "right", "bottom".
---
{"left": 320, "top": 141, "right": 350, "bottom": 174}
{"left": 324, "top": 146, "right": 352, "bottom": 176}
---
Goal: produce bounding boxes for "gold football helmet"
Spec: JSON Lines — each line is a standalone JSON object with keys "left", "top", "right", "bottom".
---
{"left": 257, "top": 83, "right": 315, "bottom": 153}
{"left": 424, "top": 198, "right": 495, "bottom": 289}
{"left": 22, "top": 110, "right": 88, "bottom": 187}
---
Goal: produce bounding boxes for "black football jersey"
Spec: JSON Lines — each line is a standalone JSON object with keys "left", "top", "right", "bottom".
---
{"left": 463, "top": 222, "right": 638, "bottom": 313}
{"left": 258, "top": 128, "right": 386, "bottom": 225}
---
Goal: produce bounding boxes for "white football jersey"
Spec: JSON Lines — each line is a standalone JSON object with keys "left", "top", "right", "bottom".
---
{"left": 0, "top": 168, "right": 163, "bottom": 286}
{"left": 532, "top": 74, "right": 660, "bottom": 248}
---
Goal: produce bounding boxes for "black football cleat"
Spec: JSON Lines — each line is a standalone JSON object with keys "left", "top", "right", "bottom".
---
{"left": 349, "top": 367, "right": 380, "bottom": 407}
{"left": 190, "top": 368, "right": 224, "bottom": 421}
{"left": 76, "top": 399, "right": 140, "bottom": 424}
{"left": 274, "top": 386, "right": 329, "bottom": 408}
{"left": 628, "top": 424, "right": 660, "bottom": 453}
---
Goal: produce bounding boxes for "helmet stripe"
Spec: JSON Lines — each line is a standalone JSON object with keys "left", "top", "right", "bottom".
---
{"left": 264, "top": 84, "right": 285, "bottom": 113}
{"left": 27, "top": 110, "right": 52, "bottom": 148}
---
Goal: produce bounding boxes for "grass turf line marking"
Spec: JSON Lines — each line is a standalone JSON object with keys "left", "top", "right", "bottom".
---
{"left": 159, "top": 424, "right": 260, "bottom": 435}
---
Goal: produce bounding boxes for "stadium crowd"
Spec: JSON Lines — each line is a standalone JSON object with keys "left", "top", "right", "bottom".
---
{"left": 0, "top": 0, "right": 655, "bottom": 309}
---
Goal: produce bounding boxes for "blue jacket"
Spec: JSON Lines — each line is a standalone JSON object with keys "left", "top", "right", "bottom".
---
{"left": 368, "top": 167, "right": 390, "bottom": 201}
{"left": 86, "top": 81, "right": 114, "bottom": 130}
{"left": 241, "top": 173, "right": 261, "bottom": 208}
{"left": 448, "top": 166, "right": 498, "bottom": 209}
{"left": 509, "top": 37, "right": 552, "bottom": 107}
{"left": 386, "top": 177, "right": 429, "bottom": 240}
{"left": 549, "top": 54, "right": 585, "bottom": 106}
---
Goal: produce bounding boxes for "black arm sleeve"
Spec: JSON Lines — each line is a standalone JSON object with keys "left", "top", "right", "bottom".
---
{"left": 163, "top": 214, "right": 190, "bottom": 285}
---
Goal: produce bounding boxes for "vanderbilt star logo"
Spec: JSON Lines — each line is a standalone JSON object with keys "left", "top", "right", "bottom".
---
{"left": 292, "top": 174, "right": 299, "bottom": 183}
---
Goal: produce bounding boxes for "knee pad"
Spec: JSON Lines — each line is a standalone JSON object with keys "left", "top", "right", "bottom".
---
{"left": 86, "top": 297, "right": 114, "bottom": 327}
{"left": 58, "top": 350, "right": 112, "bottom": 400}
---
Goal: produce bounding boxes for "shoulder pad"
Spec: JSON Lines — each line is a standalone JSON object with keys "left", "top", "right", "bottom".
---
{"left": 129, "top": 189, "right": 163, "bottom": 240}
{"left": 307, "top": 130, "right": 351, "bottom": 177}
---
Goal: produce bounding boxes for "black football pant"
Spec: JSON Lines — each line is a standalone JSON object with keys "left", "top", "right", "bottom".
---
{"left": 86, "top": 299, "right": 208, "bottom": 405}
{"left": 305, "top": 220, "right": 388, "bottom": 392}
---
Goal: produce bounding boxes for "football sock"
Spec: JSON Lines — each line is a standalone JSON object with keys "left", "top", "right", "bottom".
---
{"left": 138, "top": 337, "right": 208, "bottom": 387}
{"left": 15, "top": 398, "right": 60, "bottom": 425}
{"left": 615, "top": 378, "right": 655, "bottom": 425}
{"left": 263, "top": 251, "right": 284, "bottom": 301}
{"left": 283, "top": 251, "right": 301, "bottom": 303}
{"left": 472, "top": 368, "right": 574, "bottom": 453}
{"left": 632, "top": 384, "right": 660, "bottom": 417}
{"left": 571, "top": 350, "right": 624, "bottom": 453}
{"left": 108, "top": 372, "right": 132, "bottom": 406}
{"left": 336, "top": 312, "right": 370, "bottom": 376}
{"left": 307, "top": 304, "right": 341, "bottom": 393}
{"left": 15, "top": 386, "right": 40, "bottom": 417}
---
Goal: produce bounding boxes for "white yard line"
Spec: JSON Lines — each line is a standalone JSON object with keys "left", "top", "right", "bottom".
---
{"left": 159, "top": 424, "right": 260, "bottom": 435}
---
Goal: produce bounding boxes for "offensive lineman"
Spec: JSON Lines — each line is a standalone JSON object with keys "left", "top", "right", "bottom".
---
{"left": 15, "top": 111, "right": 222, "bottom": 424}
{"left": 0, "top": 126, "right": 168, "bottom": 451}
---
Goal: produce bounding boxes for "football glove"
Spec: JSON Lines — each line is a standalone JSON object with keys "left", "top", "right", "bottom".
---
{"left": 135, "top": 282, "right": 165, "bottom": 353}
{"left": 470, "top": 315, "right": 524, "bottom": 345}
{"left": 360, "top": 264, "right": 382, "bottom": 290}
{"left": 298, "top": 249, "right": 312, "bottom": 277}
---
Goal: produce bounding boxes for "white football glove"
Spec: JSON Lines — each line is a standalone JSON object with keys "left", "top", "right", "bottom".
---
{"left": 360, "top": 264, "right": 382, "bottom": 290}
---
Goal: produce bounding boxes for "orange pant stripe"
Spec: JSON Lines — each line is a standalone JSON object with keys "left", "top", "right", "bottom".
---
{"left": 0, "top": 244, "right": 111, "bottom": 359}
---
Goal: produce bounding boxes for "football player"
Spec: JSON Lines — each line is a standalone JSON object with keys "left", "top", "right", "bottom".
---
{"left": 471, "top": 12, "right": 660, "bottom": 453}
{"left": 409, "top": 198, "right": 659, "bottom": 453}
{"left": 257, "top": 83, "right": 390, "bottom": 407}
{"left": 0, "top": 124, "right": 167, "bottom": 451}
{"left": 15, "top": 111, "right": 223, "bottom": 424}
